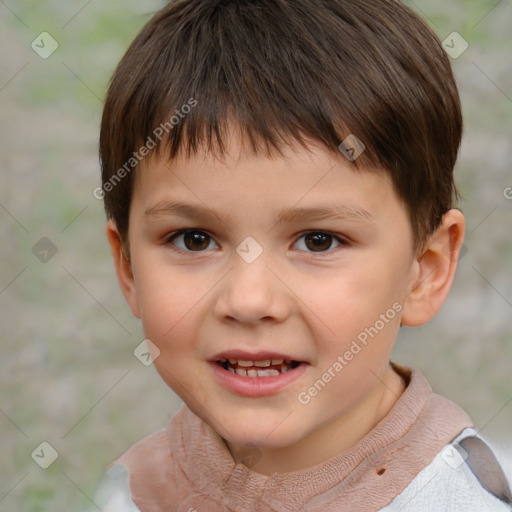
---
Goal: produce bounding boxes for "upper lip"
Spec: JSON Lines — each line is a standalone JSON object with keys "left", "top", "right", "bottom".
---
{"left": 209, "top": 349, "right": 306, "bottom": 362}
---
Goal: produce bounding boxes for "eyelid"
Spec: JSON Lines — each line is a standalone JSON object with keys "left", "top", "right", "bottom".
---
{"left": 294, "top": 230, "right": 349, "bottom": 244}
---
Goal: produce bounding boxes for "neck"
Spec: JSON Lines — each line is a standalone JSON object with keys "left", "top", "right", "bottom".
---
{"left": 226, "top": 364, "right": 406, "bottom": 475}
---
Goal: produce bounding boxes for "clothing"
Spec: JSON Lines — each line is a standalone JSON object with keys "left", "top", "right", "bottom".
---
{"left": 97, "top": 365, "right": 511, "bottom": 511}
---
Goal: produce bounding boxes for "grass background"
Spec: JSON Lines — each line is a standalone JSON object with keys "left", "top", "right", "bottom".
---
{"left": 0, "top": 0, "right": 511, "bottom": 510}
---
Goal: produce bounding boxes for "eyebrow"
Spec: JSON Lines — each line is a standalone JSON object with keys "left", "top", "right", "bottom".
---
{"left": 144, "top": 199, "right": 374, "bottom": 225}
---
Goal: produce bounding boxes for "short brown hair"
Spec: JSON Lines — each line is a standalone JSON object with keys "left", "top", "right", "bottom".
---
{"left": 99, "top": 0, "right": 462, "bottom": 251}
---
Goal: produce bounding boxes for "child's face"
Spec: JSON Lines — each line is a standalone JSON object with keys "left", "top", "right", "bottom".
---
{"left": 120, "top": 133, "right": 419, "bottom": 453}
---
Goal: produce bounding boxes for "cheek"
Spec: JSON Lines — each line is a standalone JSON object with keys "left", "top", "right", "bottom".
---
{"left": 139, "top": 273, "right": 205, "bottom": 392}
{"left": 296, "top": 258, "right": 403, "bottom": 344}
{"left": 133, "top": 262, "right": 203, "bottom": 343}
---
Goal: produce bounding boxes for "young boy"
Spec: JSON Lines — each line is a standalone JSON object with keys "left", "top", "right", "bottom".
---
{"left": 96, "top": 0, "right": 511, "bottom": 510}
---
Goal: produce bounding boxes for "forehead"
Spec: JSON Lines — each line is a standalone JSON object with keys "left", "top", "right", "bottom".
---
{"left": 131, "top": 133, "right": 405, "bottom": 230}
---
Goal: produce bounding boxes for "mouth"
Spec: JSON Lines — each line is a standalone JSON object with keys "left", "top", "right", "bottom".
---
{"left": 209, "top": 356, "right": 308, "bottom": 397}
{"left": 208, "top": 350, "right": 309, "bottom": 396}
{"left": 216, "top": 358, "right": 302, "bottom": 377}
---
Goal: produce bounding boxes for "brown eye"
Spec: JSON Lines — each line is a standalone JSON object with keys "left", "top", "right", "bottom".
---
{"left": 171, "top": 230, "right": 216, "bottom": 251}
{"left": 294, "top": 232, "right": 342, "bottom": 252}
{"left": 305, "top": 232, "right": 332, "bottom": 251}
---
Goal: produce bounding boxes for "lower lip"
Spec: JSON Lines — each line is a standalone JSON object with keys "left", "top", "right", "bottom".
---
{"left": 209, "top": 361, "right": 308, "bottom": 397}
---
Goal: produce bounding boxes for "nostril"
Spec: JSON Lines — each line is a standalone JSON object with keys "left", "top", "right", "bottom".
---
{"left": 376, "top": 467, "right": 386, "bottom": 476}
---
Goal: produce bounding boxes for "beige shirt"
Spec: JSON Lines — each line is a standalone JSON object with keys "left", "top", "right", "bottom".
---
{"left": 112, "top": 364, "right": 490, "bottom": 511}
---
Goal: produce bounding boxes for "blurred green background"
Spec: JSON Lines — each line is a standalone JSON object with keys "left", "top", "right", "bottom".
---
{"left": 0, "top": 0, "right": 511, "bottom": 510}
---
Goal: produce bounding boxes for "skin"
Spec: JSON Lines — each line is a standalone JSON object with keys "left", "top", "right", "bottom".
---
{"left": 107, "top": 131, "right": 465, "bottom": 476}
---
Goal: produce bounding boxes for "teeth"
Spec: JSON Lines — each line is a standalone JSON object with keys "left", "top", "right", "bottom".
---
{"left": 218, "top": 357, "right": 300, "bottom": 376}
{"left": 224, "top": 358, "right": 285, "bottom": 367}
{"left": 254, "top": 360, "right": 271, "bottom": 367}
{"left": 228, "top": 365, "right": 293, "bottom": 377}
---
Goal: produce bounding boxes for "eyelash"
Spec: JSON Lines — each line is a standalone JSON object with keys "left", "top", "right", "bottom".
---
{"left": 165, "top": 229, "right": 348, "bottom": 255}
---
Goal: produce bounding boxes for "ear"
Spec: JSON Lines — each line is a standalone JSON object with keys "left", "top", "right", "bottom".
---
{"left": 106, "top": 219, "right": 141, "bottom": 319}
{"left": 401, "top": 209, "right": 465, "bottom": 327}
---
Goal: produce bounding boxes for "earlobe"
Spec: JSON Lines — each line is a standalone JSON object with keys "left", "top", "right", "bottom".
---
{"left": 106, "top": 220, "right": 141, "bottom": 319}
{"left": 401, "top": 209, "right": 465, "bottom": 327}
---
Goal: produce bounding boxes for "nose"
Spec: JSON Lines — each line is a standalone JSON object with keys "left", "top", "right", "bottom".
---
{"left": 213, "top": 251, "right": 292, "bottom": 325}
